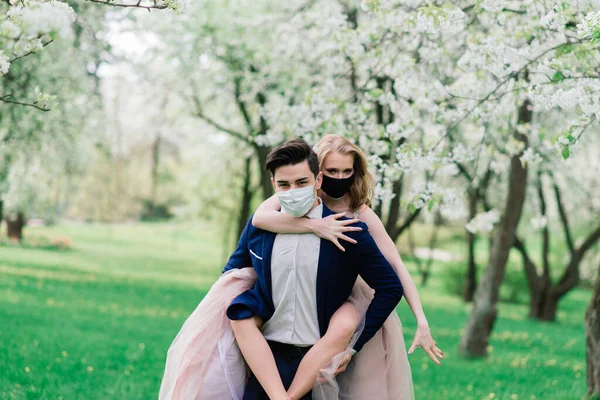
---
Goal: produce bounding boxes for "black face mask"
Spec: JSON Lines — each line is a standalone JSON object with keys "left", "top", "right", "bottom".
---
{"left": 321, "top": 174, "right": 355, "bottom": 199}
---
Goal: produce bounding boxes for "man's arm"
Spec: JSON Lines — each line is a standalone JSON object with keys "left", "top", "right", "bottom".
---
{"left": 352, "top": 226, "right": 404, "bottom": 352}
{"left": 222, "top": 216, "right": 253, "bottom": 273}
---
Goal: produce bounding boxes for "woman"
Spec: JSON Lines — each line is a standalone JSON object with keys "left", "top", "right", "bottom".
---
{"left": 244, "top": 134, "right": 443, "bottom": 399}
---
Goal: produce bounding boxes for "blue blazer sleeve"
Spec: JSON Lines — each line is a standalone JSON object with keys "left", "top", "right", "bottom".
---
{"left": 222, "top": 216, "right": 253, "bottom": 273}
{"left": 352, "top": 225, "right": 404, "bottom": 352}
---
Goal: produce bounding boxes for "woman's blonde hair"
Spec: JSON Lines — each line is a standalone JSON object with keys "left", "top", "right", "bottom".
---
{"left": 315, "top": 134, "right": 375, "bottom": 211}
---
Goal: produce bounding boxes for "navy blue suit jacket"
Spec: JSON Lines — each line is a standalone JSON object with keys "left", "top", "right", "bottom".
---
{"left": 223, "top": 204, "right": 403, "bottom": 352}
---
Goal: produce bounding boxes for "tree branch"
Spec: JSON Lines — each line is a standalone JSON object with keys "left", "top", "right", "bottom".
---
{"left": 552, "top": 179, "right": 574, "bottom": 253}
{"left": 454, "top": 161, "right": 473, "bottom": 182}
{"left": 85, "top": 0, "right": 167, "bottom": 10}
{"left": 233, "top": 77, "right": 255, "bottom": 133}
{"left": 555, "top": 223, "right": 600, "bottom": 297}
{"left": 576, "top": 224, "right": 600, "bottom": 260}
{"left": 536, "top": 172, "right": 551, "bottom": 277}
{"left": 437, "top": 40, "right": 585, "bottom": 149}
{"left": 195, "top": 111, "right": 251, "bottom": 145}
{"left": 395, "top": 208, "right": 422, "bottom": 238}
{"left": 513, "top": 236, "right": 541, "bottom": 292}
{"left": 0, "top": 95, "right": 50, "bottom": 111}
{"left": 191, "top": 95, "right": 251, "bottom": 146}
{"left": 8, "top": 40, "right": 54, "bottom": 64}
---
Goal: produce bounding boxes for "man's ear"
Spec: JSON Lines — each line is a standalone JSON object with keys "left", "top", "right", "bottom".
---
{"left": 315, "top": 171, "right": 323, "bottom": 190}
{"left": 271, "top": 177, "right": 276, "bottom": 191}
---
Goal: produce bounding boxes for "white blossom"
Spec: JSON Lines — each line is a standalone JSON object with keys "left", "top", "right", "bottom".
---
{"left": 530, "top": 215, "right": 548, "bottom": 230}
{"left": 439, "top": 190, "right": 468, "bottom": 221}
{"left": 163, "top": 0, "right": 191, "bottom": 13}
{"left": 450, "top": 143, "right": 475, "bottom": 163}
{"left": 480, "top": 0, "right": 506, "bottom": 13}
{"left": 0, "top": 20, "right": 21, "bottom": 39}
{"left": 520, "top": 148, "right": 543, "bottom": 166}
{"left": 577, "top": 11, "right": 600, "bottom": 39}
{"left": 407, "top": 182, "right": 437, "bottom": 211}
{"left": 466, "top": 210, "right": 501, "bottom": 234}
{"left": 506, "top": 137, "right": 526, "bottom": 157}
{"left": 374, "top": 182, "right": 395, "bottom": 202}
{"left": 0, "top": 51, "right": 9, "bottom": 75}
{"left": 540, "top": 7, "right": 568, "bottom": 30}
{"left": 8, "top": 1, "right": 77, "bottom": 39}
{"left": 489, "top": 159, "right": 508, "bottom": 175}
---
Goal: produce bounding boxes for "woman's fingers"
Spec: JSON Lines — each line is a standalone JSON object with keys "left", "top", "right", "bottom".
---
{"left": 338, "top": 234, "right": 357, "bottom": 244}
{"left": 334, "top": 353, "right": 352, "bottom": 375}
{"left": 332, "top": 239, "right": 346, "bottom": 252}
{"left": 428, "top": 344, "right": 444, "bottom": 363}
{"left": 408, "top": 343, "right": 417, "bottom": 354}
{"left": 341, "top": 226, "right": 363, "bottom": 232}
{"left": 426, "top": 348, "right": 441, "bottom": 365}
{"left": 339, "top": 218, "right": 361, "bottom": 226}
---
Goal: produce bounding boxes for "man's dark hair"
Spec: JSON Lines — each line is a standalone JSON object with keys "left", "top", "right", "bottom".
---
{"left": 265, "top": 138, "right": 319, "bottom": 178}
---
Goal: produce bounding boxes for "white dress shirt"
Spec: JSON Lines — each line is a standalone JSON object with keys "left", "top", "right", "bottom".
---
{"left": 261, "top": 198, "right": 323, "bottom": 346}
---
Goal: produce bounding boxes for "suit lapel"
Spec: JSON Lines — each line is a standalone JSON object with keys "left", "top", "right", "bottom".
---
{"left": 316, "top": 204, "right": 336, "bottom": 336}
{"left": 262, "top": 230, "right": 277, "bottom": 309}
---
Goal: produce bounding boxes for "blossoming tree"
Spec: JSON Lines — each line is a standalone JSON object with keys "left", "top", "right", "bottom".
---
{"left": 141, "top": 2, "right": 600, "bottom": 359}
{"left": 246, "top": 0, "right": 600, "bottom": 357}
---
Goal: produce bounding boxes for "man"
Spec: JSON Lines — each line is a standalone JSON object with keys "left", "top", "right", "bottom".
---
{"left": 224, "top": 138, "right": 403, "bottom": 400}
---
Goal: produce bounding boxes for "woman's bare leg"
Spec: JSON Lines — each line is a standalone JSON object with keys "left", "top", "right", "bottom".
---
{"left": 230, "top": 316, "right": 291, "bottom": 400}
{"left": 287, "top": 302, "right": 359, "bottom": 400}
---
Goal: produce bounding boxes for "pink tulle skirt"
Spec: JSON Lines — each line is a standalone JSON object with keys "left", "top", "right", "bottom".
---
{"left": 159, "top": 268, "right": 414, "bottom": 400}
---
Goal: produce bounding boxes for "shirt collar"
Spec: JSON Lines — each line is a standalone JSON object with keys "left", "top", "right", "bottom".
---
{"left": 306, "top": 197, "right": 323, "bottom": 219}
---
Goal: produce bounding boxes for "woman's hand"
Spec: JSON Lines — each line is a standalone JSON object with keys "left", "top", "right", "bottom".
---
{"left": 408, "top": 324, "right": 444, "bottom": 365}
{"left": 311, "top": 212, "right": 362, "bottom": 251}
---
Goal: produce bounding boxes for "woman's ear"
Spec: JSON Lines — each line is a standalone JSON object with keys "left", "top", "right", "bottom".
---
{"left": 315, "top": 171, "right": 323, "bottom": 190}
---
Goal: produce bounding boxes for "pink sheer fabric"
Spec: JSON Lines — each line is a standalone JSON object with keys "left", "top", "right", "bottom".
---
{"left": 159, "top": 268, "right": 254, "bottom": 400}
{"left": 159, "top": 271, "right": 414, "bottom": 400}
{"left": 313, "top": 278, "right": 415, "bottom": 400}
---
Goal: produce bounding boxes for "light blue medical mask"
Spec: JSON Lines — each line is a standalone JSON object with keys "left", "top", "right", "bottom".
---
{"left": 276, "top": 184, "right": 316, "bottom": 217}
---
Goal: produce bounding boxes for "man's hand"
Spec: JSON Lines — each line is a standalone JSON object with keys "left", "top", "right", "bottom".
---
{"left": 408, "top": 324, "right": 444, "bottom": 365}
{"left": 311, "top": 212, "right": 362, "bottom": 251}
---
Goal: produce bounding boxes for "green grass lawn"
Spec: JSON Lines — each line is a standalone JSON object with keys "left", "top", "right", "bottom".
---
{"left": 0, "top": 222, "right": 589, "bottom": 399}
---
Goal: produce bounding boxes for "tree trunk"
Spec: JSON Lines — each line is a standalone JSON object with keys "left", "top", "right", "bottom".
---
{"left": 7, "top": 212, "right": 25, "bottom": 241}
{"left": 459, "top": 99, "right": 531, "bottom": 358}
{"left": 150, "top": 132, "right": 161, "bottom": 205}
{"left": 421, "top": 270, "right": 430, "bottom": 286}
{"left": 528, "top": 281, "right": 558, "bottom": 321}
{"left": 237, "top": 156, "right": 254, "bottom": 239}
{"left": 540, "top": 294, "right": 559, "bottom": 321}
{"left": 385, "top": 177, "right": 403, "bottom": 240}
{"left": 256, "top": 145, "right": 273, "bottom": 200}
{"left": 0, "top": 199, "right": 3, "bottom": 237}
{"left": 463, "top": 189, "right": 478, "bottom": 303}
{"left": 586, "top": 262, "right": 600, "bottom": 398}
{"left": 528, "top": 281, "right": 545, "bottom": 320}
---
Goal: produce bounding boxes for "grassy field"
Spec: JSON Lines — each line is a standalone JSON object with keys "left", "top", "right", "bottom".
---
{"left": 0, "top": 222, "right": 589, "bottom": 399}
